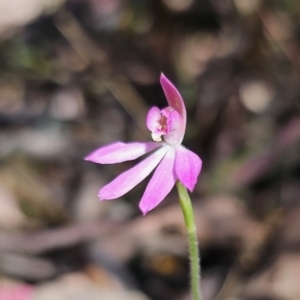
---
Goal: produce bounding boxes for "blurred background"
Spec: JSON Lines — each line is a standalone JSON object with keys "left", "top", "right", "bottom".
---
{"left": 0, "top": 0, "right": 300, "bottom": 299}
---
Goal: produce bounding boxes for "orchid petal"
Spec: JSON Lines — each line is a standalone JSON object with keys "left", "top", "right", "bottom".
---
{"left": 160, "top": 73, "right": 186, "bottom": 126}
{"left": 146, "top": 107, "right": 161, "bottom": 133}
{"left": 175, "top": 145, "right": 202, "bottom": 192}
{"left": 99, "top": 145, "right": 170, "bottom": 200}
{"left": 164, "top": 109, "right": 181, "bottom": 133}
{"left": 85, "top": 141, "right": 162, "bottom": 164}
{"left": 163, "top": 108, "right": 184, "bottom": 146}
{"left": 139, "top": 147, "right": 176, "bottom": 215}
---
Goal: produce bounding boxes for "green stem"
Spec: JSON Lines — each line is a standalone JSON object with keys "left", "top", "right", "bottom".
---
{"left": 176, "top": 181, "right": 203, "bottom": 300}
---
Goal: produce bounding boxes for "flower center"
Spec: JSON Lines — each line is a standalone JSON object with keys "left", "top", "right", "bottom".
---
{"left": 147, "top": 106, "right": 181, "bottom": 143}
{"left": 157, "top": 114, "right": 168, "bottom": 133}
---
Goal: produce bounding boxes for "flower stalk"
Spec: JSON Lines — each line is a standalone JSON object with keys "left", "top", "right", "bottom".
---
{"left": 176, "top": 181, "right": 203, "bottom": 300}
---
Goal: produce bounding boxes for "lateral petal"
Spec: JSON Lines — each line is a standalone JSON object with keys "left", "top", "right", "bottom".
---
{"left": 174, "top": 145, "right": 202, "bottom": 192}
{"left": 85, "top": 141, "right": 162, "bottom": 164}
{"left": 139, "top": 147, "right": 176, "bottom": 215}
{"left": 146, "top": 107, "right": 161, "bottom": 133}
{"left": 99, "top": 145, "right": 170, "bottom": 200}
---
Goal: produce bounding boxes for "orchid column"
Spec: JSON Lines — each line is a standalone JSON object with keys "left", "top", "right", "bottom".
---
{"left": 85, "top": 74, "right": 203, "bottom": 300}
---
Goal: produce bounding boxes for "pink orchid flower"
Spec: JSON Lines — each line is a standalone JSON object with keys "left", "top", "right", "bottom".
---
{"left": 85, "top": 73, "right": 202, "bottom": 215}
